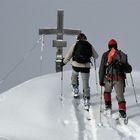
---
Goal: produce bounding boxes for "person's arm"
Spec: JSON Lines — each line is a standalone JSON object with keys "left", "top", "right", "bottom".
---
{"left": 123, "top": 55, "right": 132, "bottom": 73}
{"left": 63, "top": 45, "right": 74, "bottom": 64}
{"left": 99, "top": 53, "right": 106, "bottom": 85}
{"left": 92, "top": 46, "right": 99, "bottom": 59}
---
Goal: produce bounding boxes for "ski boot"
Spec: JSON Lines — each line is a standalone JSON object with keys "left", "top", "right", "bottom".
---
{"left": 83, "top": 97, "right": 90, "bottom": 111}
{"left": 119, "top": 110, "right": 128, "bottom": 125}
{"left": 104, "top": 102, "right": 112, "bottom": 117}
{"left": 71, "top": 85, "right": 79, "bottom": 98}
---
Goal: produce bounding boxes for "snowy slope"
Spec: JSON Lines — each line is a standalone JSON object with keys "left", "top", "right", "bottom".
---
{"left": 0, "top": 69, "right": 140, "bottom": 140}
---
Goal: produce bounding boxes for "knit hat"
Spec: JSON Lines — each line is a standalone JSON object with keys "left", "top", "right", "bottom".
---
{"left": 108, "top": 39, "right": 117, "bottom": 49}
{"left": 77, "top": 33, "right": 87, "bottom": 40}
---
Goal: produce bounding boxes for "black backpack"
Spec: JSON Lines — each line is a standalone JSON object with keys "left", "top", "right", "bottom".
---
{"left": 72, "top": 40, "right": 92, "bottom": 63}
{"left": 106, "top": 49, "right": 132, "bottom": 76}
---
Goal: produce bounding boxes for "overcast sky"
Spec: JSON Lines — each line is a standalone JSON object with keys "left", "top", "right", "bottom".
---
{"left": 0, "top": 0, "right": 140, "bottom": 92}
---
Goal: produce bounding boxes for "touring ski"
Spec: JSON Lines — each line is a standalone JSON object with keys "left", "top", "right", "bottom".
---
{"left": 112, "top": 113, "right": 128, "bottom": 125}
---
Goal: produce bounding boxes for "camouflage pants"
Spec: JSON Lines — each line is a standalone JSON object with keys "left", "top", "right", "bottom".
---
{"left": 71, "top": 69, "right": 90, "bottom": 99}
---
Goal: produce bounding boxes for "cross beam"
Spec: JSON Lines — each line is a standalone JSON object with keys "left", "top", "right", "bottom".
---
{"left": 39, "top": 9, "right": 81, "bottom": 72}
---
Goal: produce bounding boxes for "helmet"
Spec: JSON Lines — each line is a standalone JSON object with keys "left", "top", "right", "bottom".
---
{"left": 77, "top": 33, "right": 87, "bottom": 40}
{"left": 108, "top": 39, "right": 117, "bottom": 49}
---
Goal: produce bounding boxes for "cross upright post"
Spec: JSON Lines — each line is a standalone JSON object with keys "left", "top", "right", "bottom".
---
{"left": 39, "top": 9, "right": 81, "bottom": 72}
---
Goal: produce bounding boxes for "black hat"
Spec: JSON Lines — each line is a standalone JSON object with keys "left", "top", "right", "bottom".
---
{"left": 77, "top": 33, "right": 87, "bottom": 40}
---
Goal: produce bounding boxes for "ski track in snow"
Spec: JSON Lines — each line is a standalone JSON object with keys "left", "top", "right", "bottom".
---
{"left": 71, "top": 92, "right": 140, "bottom": 140}
{"left": 115, "top": 120, "right": 140, "bottom": 140}
{"left": 98, "top": 106, "right": 140, "bottom": 140}
{"left": 72, "top": 96, "right": 97, "bottom": 140}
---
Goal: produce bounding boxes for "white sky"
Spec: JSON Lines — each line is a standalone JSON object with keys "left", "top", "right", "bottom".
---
{"left": 0, "top": 0, "right": 140, "bottom": 92}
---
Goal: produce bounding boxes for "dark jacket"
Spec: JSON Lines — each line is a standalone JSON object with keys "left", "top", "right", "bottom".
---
{"left": 99, "top": 50, "right": 132, "bottom": 83}
{"left": 99, "top": 51, "right": 109, "bottom": 83}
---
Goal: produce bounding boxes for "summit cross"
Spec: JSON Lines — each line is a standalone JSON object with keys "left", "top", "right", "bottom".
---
{"left": 39, "top": 9, "right": 81, "bottom": 72}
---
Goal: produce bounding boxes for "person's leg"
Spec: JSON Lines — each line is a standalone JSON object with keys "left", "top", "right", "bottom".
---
{"left": 104, "top": 80, "right": 112, "bottom": 109}
{"left": 81, "top": 72, "right": 90, "bottom": 99}
{"left": 114, "top": 80, "right": 127, "bottom": 118}
{"left": 81, "top": 72, "right": 90, "bottom": 109}
{"left": 71, "top": 69, "right": 79, "bottom": 95}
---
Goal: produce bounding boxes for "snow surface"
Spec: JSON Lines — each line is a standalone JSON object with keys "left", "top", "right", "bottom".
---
{"left": 0, "top": 68, "right": 140, "bottom": 140}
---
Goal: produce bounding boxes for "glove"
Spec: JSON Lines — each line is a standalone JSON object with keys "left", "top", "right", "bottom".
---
{"left": 61, "top": 61, "right": 65, "bottom": 66}
{"left": 61, "top": 59, "right": 65, "bottom": 67}
{"left": 100, "top": 81, "right": 105, "bottom": 86}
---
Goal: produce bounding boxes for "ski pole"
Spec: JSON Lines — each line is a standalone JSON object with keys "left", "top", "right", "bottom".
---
{"left": 125, "top": 77, "right": 129, "bottom": 86}
{"left": 60, "top": 58, "right": 64, "bottom": 101}
{"left": 99, "top": 86, "right": 103, "bottom": 126}
{"left": 94, "top": 59, "right": 99, "bottom": 95}
{"left": 130, "top": 73, "right": 139, "bottom": 106}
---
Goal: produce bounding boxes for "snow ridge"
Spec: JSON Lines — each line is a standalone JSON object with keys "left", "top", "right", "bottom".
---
{"left": 0, "top": 70, "right": 140, "bottom": 140}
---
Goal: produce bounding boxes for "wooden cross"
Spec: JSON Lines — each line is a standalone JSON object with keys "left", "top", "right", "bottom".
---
{"left": 39, "top": 9, "right": 81, "bottom": 72}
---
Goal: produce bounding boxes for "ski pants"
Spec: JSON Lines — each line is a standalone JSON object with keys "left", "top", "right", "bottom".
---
{"left": 104, "top": 79, "right": 125, "bottom": 103}
{"left": 71, "top": 69, "right": 90, "bottom": 99}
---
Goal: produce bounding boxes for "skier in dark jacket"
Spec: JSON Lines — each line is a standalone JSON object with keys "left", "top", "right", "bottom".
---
{"left": 99, "top": 39, "right": 132, "bottom": 119}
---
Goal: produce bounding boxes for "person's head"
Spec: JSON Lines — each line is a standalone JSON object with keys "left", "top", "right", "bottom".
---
{"left": 77, "top": 33, "right": 87, "bottom": 41}
{"left": 108, "top": 39, "right": 118, "bottom": 50}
